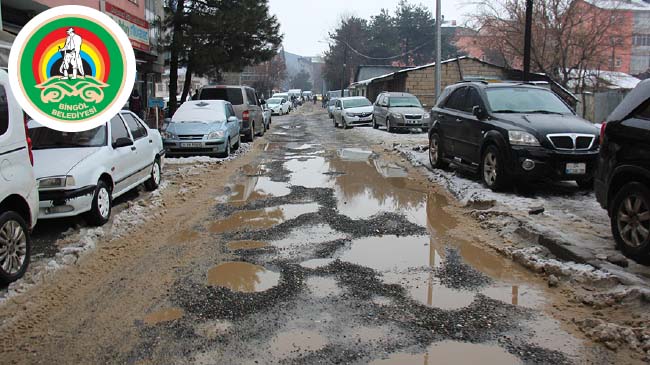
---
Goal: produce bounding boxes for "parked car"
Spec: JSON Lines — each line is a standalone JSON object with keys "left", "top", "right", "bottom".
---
{"left": 0, "top": 70, "right": 37, "bottom": 284}
{"left": 373, "top": 92, "right": 432, "bottom": 132}
{"left": 332, "top": 97, "right": 373, "bottom": 129}
{"left": 162, "top": 100, "right": 241, "bottom": 158}
{"left": 327, "top": 98, "right": 338, "bottom": 119}
{"left": 262, "top": 104, "right": 272, "bottom": 131}
{"left": 29, "top": 111, "right": 165, "bottom": 226}
{"left": 428, "top": 82, "right": 600, "bottom": 191}
{"left": 595, "top": 79, "right": 650, "bottom": 261}
{"left": 266, "top": 97, "right": 290, "bottom": 116}
{"left": 198, "top": 85, "right": 264, "bottom": 142}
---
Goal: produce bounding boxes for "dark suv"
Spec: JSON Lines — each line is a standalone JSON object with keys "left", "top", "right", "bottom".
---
{"left": 428, "top": 82, "right": 600, "bottom": 191}
{"left": 198, "top": 85, "right": 265, "bottom": 142}
{"left": 595, "top": 79, "right": 650, "bottom": 261}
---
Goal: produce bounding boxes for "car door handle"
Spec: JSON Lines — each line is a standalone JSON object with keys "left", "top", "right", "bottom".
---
{"left": 131, "top": 146, "right": 137, "bottom": 151}
{"left": 455, "top": 118, "right": 463, "bottom": 122}
{"left": 149, "top": 139, "right": 153, "bottom": 144}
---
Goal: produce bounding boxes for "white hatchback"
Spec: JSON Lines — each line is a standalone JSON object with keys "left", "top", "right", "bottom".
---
{"left": 0, "top": 69, "right": 38, "bottom": 284}
{"left": 29, "top": 111, "right": 165, "bottom": 226}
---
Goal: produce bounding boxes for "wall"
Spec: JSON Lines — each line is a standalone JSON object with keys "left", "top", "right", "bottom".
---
{"left": 36, "top": 0, "right": 145, "bottom": 17}
{"left": 403, "top": 58, "right": 506, "bottom": 107}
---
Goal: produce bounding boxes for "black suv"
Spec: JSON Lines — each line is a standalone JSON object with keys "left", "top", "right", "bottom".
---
{"left": 595, "top": 79, "right": 650, "bottom": 261}
{"left": 428, "top": 82, "right": 600, "bottom": 191}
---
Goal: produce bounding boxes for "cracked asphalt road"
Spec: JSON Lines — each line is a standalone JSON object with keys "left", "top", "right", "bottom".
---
{"left": 0, "top": 104, "right": 623, "bottom": 364}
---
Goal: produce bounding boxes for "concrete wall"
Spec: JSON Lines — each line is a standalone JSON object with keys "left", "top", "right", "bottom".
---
{"left": 403, "top": 58, "right": 507, "bottom": 107}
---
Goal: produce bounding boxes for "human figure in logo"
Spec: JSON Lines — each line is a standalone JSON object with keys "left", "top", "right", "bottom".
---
{"left": 59, "top": 27, "right": 85, "bottom": 80}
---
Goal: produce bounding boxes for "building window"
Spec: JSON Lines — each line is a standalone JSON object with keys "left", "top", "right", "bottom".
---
{"left": 609, "top": 57, "right": 623, "bottom": 68}
{"left": 632, "top": 34, "right": 650, "bottom": 46}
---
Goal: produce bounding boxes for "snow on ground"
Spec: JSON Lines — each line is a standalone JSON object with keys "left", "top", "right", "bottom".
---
{"left": 350, "top": 126, "right": 650, "bottom": 287}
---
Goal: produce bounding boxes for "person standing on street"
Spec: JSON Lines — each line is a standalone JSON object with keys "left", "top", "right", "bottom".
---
{"left": 129, "top": 90, "right": 143, "bottom": 119}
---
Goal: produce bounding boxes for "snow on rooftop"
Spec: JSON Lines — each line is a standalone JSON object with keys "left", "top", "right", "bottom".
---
{"left": 568, "top": 70, "right": 641, "bottom": 90}
{"left": 586, "top": 0, "right": 650, "bottom": 10}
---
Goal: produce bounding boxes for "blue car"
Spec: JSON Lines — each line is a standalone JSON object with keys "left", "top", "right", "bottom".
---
{"left": 162, "top": 100, "right": 241, "bottom": 157}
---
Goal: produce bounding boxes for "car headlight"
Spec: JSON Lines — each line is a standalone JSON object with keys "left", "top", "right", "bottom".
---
{"left": 509, "top": 131, "right": 540, "bottom": 146}
{"left": 161, "top": 131, "right": 176, "bottom": 139}
{"left": 392, "top": 113, "right": 403, "bottom": 119}
{"left": 346, "top": 112, "right": 355, "bottom": 117}
{"left": 39, "top": 176, "right": 75, "bottom": 189}
{"left": 207, "top": 130, "right": 225, "bottom": 139}
{"left": 424, "top": 113, "right": 431, "bottom": 119}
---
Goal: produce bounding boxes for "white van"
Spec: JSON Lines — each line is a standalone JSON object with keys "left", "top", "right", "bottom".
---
{"left": 0, "top": 69, "right": 38, "bottom": 284}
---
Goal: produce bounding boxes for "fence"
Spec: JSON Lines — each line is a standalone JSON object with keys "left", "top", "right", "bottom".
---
{"left": 576, "top": 89, "right": 629, "bottom": 123}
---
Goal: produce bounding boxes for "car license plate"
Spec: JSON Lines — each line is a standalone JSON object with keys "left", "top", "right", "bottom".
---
{"left": 180, "top": 142, "right": 202, "bottom": 148}
{"left": 406, "top": 120, "right": 418, "bottom": 124}
{"left": 566, "top": 163, "right": 586, "bottom": 175}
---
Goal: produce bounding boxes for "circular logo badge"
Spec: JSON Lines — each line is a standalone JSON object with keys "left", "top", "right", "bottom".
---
{"left": 8, "top": 5, "right": 136, "bottom": 132}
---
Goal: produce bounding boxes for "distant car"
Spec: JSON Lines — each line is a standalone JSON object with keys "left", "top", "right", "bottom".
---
{"left": 266, "top": 97, "right": 290, "bottom": 115}
{"left": 162, "top": 100, "right": 241, "bottom": 158}
{"left": 428, "top": 82, "right": 599, "bottom": 191}
{"left": 29, "top": 111, "right": 164, "bottom": 226}
{"left": 0, "top": 69, "right": 37, "bottom": 284}
{"left": 595, "top": 79, "right": 650, "bottom": 261}
{"left": 273, "top": 93, "right": 292, "bottom": 112}
{"left": 327, "top": 99, "right": 338, "bottom": 119}
{"left": 373, "top": 92, "right": 432, "bottom": 132}
{"left": 262, "top": 104, "right": 272, "bottom": 131}
{"left": 198, "top": 85, "right": 265, "bottom": 141}
{"left": 332, "top": 97, "right": 373, "bottom": 129}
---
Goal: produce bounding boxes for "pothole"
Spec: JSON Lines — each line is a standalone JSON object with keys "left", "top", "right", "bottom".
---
{"left": 285, "top": 156, "right": 332, "bottom": 188}
{"left": 300, "top": 258, "right": 335, "bottom": 269}
{"left": 229, "top": 177, "right": 291, "bottom": 203}
{"left": 143, "top": 308, "right": 184, "bottom": 326}
{"left": 268, "top": 329, "right": 328, "bottom": 358}
{"left": 337, "top": 235, "right": 432, "bottom": 272}
{"left": 370, "top": 341, "right": 521, "bottom": 365}
{"left": 207, "top": 262, "right": 281, "bottom": 293}
{"left": 209, "top": 203, "right": 320, "bottom": 233}
{"left": 373, "top": 159, "right": 408, "bottom": 178}
{"left": 338, "top": 148, "right": 374, "bottom": 161}
{"left": 306, "top": 276, "right": 341, "bottom": 298}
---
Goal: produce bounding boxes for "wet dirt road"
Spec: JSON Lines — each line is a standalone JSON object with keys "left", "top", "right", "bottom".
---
{"left": 0, "top": 105, "right": 617, "bottom": 364}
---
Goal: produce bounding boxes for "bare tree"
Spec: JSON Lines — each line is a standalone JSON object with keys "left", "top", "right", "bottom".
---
{"left": 470, "top": 0, "right": 624, "bottom": 88}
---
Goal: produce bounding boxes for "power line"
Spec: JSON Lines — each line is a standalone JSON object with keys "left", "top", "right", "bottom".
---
{"left": 331, "top": 37, "right": 435, "bottom": 61}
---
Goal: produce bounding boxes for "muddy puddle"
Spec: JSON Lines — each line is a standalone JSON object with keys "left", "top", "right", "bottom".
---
{"left": 207, "top": 262, "right": 280, "bottom": 293}
{"left": 337, "top": 235, "right": 432, "bottom": 272}
{"left": 143, "top": 308, "right": 184, "bottom": 326}
{"left": 227, "top": 240, "right": 269, "bottom": 250}
{"left": 166, "top": 229, "right": 200, "bottom": 243}
{"left": 229, "top": 176, "right": 291, "bottom": 203}
{"left": 370, "top": 341, "right": 521, "bottom": 365}
{"left": 299, "top": 258, "right": 335, "bottom": 269}
{"left": 270, "top": 225, "right": 347, "bottom": 250}
{"left": 210, "top": 203, "right": 319, "bottom": 233}
{"left": 285, "top": 156, "right": 332, "bottom": 188}
{"left": 306, "top": 276, "right": 342, "bottom": 298}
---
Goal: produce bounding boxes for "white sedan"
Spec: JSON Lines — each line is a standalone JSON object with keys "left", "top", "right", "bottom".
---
{"left": 28, "top": 111, "right": 165, "bottom": 226}
{"left": 332, "top": 97, "right": 374, "bottom": 129}
{"left": 265, "top": 97, "right": 290, "bottom": 115}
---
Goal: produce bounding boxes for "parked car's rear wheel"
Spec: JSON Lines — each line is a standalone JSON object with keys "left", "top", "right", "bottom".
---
{"left": 144, "top": 158, "right": 162, "bottom": 191}
{"left": 86, "top": 180, "right": 112, "bottom": 226}
{"left": 611, "top": 182, "right": 650, "bottom": 262}
{"left": 372, "top": 117, "right": 378, "bottom": 129}
{"left": 333, "top": 116, "right": 338, "bottom": 128}
{"left": 429, "top": 133, "right": 449, "bottom": 169}
{"left": 387, "top": 118, "right": 394, "bottom": 133}
{"left": 0, "top": 211, "right": 30, "bottom": 284}
{"left": 481, "top": 145, "right": 509, "bottom": 191}
{"left": 219, "top": 138, "right": 231, "bottom": 158}
{"left": 245, "top": 124, "right": 255, "bottom": 142}
{"left": 342, "top": 118, "right": 349, "bottom": 129}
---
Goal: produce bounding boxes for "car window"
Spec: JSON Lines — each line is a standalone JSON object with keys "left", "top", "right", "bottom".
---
{"left": 444, "top": 87, "right": 467, "bottom": 111}
{"left": 226, "top": 104, "right": 236, "bottom": 118}
{"left": 0, "top": 86, "right": 8, "bottom": 136}
{"left": 486, "top": 87, "right": 572, "bottom": 114}
{"left": 200, "top": 87, "right": 244, "bottom": 105}
{"left": 111, "top": 115, "right": 130, "bottom": 144}
{"left": 30, "top": 125, "right": 107, "bottom": 149}
{"left": 246, "top": 89, "right": 257, "bottom": 106}
{"left": 121, "top": 113, "right": 148, "bottom": 140}
{"left": 634, "top": 101, "right": 650, "bottom": 120}
{"left": 463, "top": 88, "right": 482, "bottom": 114}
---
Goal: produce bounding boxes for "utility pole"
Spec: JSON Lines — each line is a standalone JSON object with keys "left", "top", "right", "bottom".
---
{"left": 341, "top": 39, "right": 347, "bottom": 98}
{"left": 435, "top": 0, "right": 442, "bottom": 101}
{"left": 523, "top": 0, "right": 533, "bottom": 82}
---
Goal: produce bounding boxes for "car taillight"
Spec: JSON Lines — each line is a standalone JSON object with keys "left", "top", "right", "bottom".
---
{"left": 242, "top": 110, "right": 250, "bottom": 121}
{"left": 600, "top": 122, "right": 607, "bottom": 145}
{"left": 23, "top": 112, "right": 33, "bottom": 166}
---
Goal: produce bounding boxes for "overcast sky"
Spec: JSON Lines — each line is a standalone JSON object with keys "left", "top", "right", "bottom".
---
{"left": 268, "top": 0, "right": 477, "bottom": 57}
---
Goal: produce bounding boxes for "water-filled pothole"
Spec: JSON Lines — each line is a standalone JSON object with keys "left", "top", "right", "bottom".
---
{"left": 338, "top": 235, "right": 432, "bottom": 272}
{"left": 229, "top": 177, "right": 291, "bottom": 203}
{"left": 268, "top": 329, "right": 328, "bottom": 358}
{"left": 143, "top": 308, "right": 184, "bottom": 326}
{"left": 300, "top": 258, "right": 335, "bottom": 269}
{"left": 207, "top": 262, "right": 280, "bottom": 293}
{"left": 227, "top": 240, "right": 269, "bottom": 250}
{"left": 370, "top": 341, "right": 521, "bottom": 365}
{"left": 209, "top": 203, "right": 320, "bottom": 233}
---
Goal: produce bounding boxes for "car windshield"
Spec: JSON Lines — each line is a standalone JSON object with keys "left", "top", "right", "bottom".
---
{"left": 30, "top": 125, "right": 107, "bottom": 149}
{"left": 487, "top": 87, "right": 573, "bottom": 114}
{"left": 200, "top": 88, "right": 244, "bottom": 105}
{"left": 390, "top": 97, "right": 422, "bottom": 108}
{"left": 267, "top": 98, "right": 282, "bottom": 104}
{"left": 343, "top": 98, "right": 371, "bottom": 108}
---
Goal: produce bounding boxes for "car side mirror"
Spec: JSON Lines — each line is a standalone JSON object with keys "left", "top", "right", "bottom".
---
{"left": 228, "top": 116, "right": 238, "bottom": 123}
{"left": 473, "top": 106, "right": 488, "bottom": 120}
{"left": 113, "top": 137, "right": 134, "bottom": 148}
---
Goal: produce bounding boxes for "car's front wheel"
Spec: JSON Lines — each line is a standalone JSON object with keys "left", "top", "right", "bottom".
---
{"left": 0, "top": 211, "right": 31, "bottom": 284}
{"left": 387, "top": 117, "right": 394, "bottom": 133}
{"left": 144, "top": 158, "right": 162, "bottom": 191}
{"left": 233, "top": 134, "right": 241, "bottom": 151}
{"left": 429, "top": 133, "right": 449, "bottom": 169}
{"left": 219, "top": 138, "right": 231, "bottom": 158}
{"left": 372, "top": 117, "right": 378, "bottom": 129}
{"left": 86, "top": 180, "right": 112, "bottom": 226}
{"left": 481, "top": 145, "right": 509, "bottom": 191}
{"left": 576, "top": 178, "right": 594, "bottom": 190}
{"left": 611, "top": 182, "right": 650, "bottom": 262}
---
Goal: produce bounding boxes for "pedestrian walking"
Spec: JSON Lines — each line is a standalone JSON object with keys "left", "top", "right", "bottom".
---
{"left": 129, "top": 90, "right": 143, "bottom": 119}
